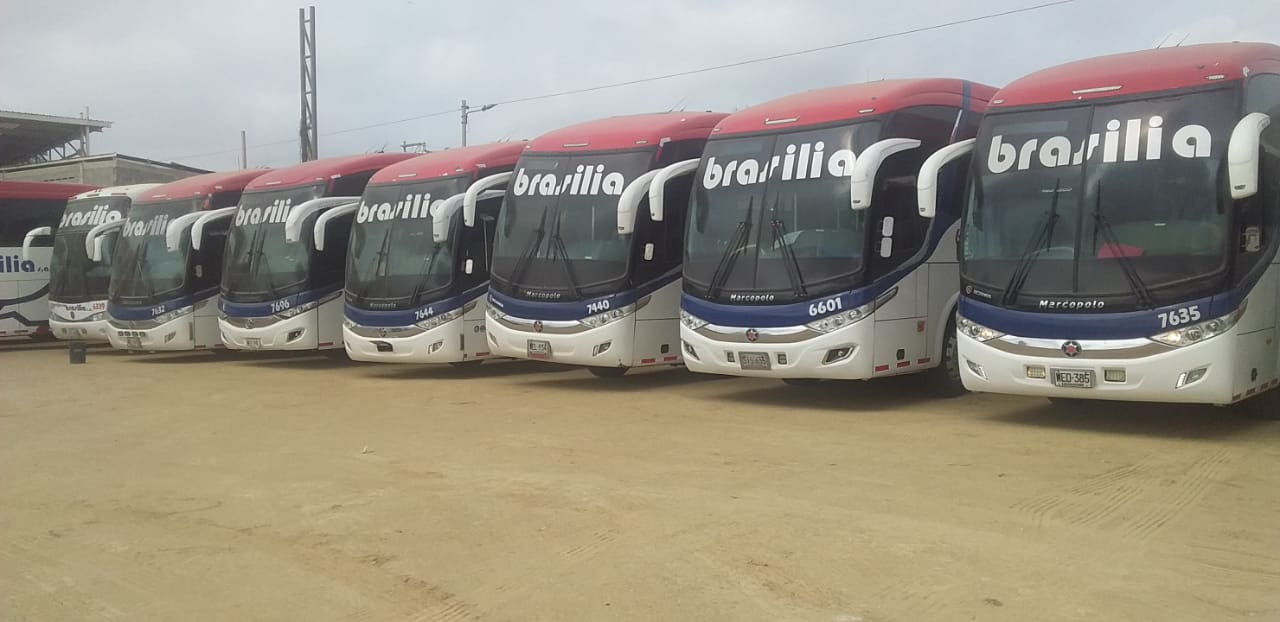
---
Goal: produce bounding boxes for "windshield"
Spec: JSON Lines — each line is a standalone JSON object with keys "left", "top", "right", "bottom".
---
{"left": 491, "top": 151, "right": 653, "bottom": 299}
{"left": 221, "top": 184, "right": 325, "bottom": 302}
{"left": 345, "top": 176, "right": 469, "bottom": 310}
{"left": 962, "top": 88, "right": 1238, "bottom": 310}
{"left": 684, "top": 122, "right": 881, "bottom": 303}
{"left": 108, "top": 199, "right": 202, "bottom": 305}
{"left": 49, "top": 196, "right": 130, "bottom": 302}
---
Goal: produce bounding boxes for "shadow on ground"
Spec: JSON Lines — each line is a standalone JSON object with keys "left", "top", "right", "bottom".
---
{"left": 369, "top": 359, "right": 576, "bottom": 380}
{"left": 515, "top": 365, "right": 733, "bottom": 392}
{"left": 705, "top": 374, "right": 942, "bottom": 411}
{"left": 988, "top": 397, "right": 1277, "bottom": 441}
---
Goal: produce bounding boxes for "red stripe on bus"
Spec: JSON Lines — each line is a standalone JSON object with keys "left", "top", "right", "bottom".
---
{"left": 476, "top": 351, "right": 490, "bottom": 357}
{"left": 917, "top": 358, "right": 931, "bottom": 365}
{"left": 663, "top": 355, "right": 679, "bottom": 362}
{"left": 641, "top": 358, "right": 656, "bottom": 364}
{"left": 874, "top": 364, "right": 890, "bottom": 372}
{"left": 319, "top": 342, "right": 334, "bottom": 347}
{"left": 896, "top": 361, "right": 911, "bottom": 368}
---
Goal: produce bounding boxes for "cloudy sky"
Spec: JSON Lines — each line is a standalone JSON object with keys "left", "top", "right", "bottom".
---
{"left": 3, "top": 0, "right": 1276, "bottom": 171}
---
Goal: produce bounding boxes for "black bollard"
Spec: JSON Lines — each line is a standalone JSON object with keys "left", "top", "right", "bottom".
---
{"left": 68, "top": 341, "right": 87, "bottom": 364}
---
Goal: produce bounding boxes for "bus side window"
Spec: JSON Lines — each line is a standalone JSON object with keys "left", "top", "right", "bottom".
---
{"left": 315, "top": 211, "right": 354, "bottom": 286}
{"left": 193, "top": 217, "right": 232, "bottom": 290}
{"left": 632, "top": 173, "right": 692, "bottom": 284}
{"left": 0, "top": 198, "right": 63, "bottom": 246}
{"left": 329, "top": 172, "right": 377, "bottom": 198}
{"left": 1236, "top": 74, "right": 1280, "bottom": 284}
{"left": 462, "top": 197, "right": 502, "bottom": 288}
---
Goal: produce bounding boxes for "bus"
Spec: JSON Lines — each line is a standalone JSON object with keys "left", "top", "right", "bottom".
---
{"left": 219, "top": 153, "right": 414, "bottom": 352}
{"left": 100, "top": 170, "right": 270, "bottom": 351}
{"left": 956, "top": 42, "right": 1280, "bottom": 413}
{"left": 678, "top": 79, "right": 996, "bottom": 395}
{"left": 481, "top": 112, "right": 727, "bottom": 376}
{"left": 25, "top": 184, "right": 161, "bottom": 341}
{"left": 1, "top": 181, "right": 98, "bottom": 339}
{"left": 342, "top": 142, "right": 525, "bottom": 364}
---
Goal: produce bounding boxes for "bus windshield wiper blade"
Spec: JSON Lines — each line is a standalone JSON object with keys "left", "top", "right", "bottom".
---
{"left": 1092, "top": 182, "right": 1155, "bottom": 309}
{"left": 770, "top": 197, "right": 807, "bottom": 298}
{"left": 358, "top": 226, "right": 394, "bottom": 301}
{"left": 408, "top": 242, "right": 448, "bottom": 305}
{"left": 509, "top": 207, "right": 549, "bottom": 286}
{"left": 707, "top": 197, "right": 755, "bottom": 299}
{"left": 548, "top": 209, "right": 583, "bottom": 299}
{"left": 1001, "top": 178, "right": 1063, "bottom": 306}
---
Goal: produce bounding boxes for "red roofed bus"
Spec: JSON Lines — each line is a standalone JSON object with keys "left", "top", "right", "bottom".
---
{"left": 342, "top": 142, "right": 525, "bottom": 364}
{"left": 218, "top": 153, "right": 414, "bottom": 352}
{"left": 479, "top": 112, "right": 727, "bottom": 375}
{"left": 956, "top": 42, "right": 1280, "bottom": 413}
{"left": 100, "top": 169, "right": 271, "bottom": 352}
{"left": 678, "top": 79, "right": 995, "bottom": 395}
{"left": 0, "top": 181, "right": 98, "bottom": 339}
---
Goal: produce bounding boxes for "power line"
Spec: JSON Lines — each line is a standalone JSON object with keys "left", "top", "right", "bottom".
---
{"left": 165, "top": 0, "right": 1075, "bottom": 162}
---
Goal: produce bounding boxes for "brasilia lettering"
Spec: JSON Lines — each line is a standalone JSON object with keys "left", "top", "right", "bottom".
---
{"left": 703, "top": 141, "right": 857, "bottom": 190}
{"left": 512, "top": 164, "right": 628, "bottom": 197}
{"left": 60, "top": 204, "right": 125, "bottom": 228}
{"left": 987, "top": 116, "right": 1212, "bottom": 174}
{"left": 234, "top": 199, "right": 295, "bottom": 226}
{"left": 355, "top": 193, "right": 444, "bottom": 224}
{"left": 1, "top": 255, "right": 38, "bottom": 273}
{"left": 1038, "top": 299, "right": 1106, "bottom": 310}
{"left": 122, "top": 214, "right": 172, "bottom": 238}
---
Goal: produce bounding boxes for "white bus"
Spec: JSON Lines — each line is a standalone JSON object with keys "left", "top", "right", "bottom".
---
{"left": 100, "top": 170, "right": 270, "bottom": 351}
{"left": 956, "top": 42, "right": 1280, "bottom": 413}
{"left": 218, "top": 153, "right": 413, "bottom": 352}
{"left": 678, "top": 80, "right": 995, "bottom": 395}
{"left": 25, "top": 184, "right": 160, "bottom": 341}
{"left": 1, "top": 181, "right": 97, "bottom": 339}
{"left": 342, "top": 142, "right": 524, "bottom": 364}
{"left": 481, "top": 112, "right": 727, "bottom": 376}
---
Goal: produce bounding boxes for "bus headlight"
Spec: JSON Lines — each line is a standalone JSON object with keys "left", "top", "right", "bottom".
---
{"left": 680, "top": 309, "right": 708, "bottom": 330}
{"left": 579, "top": 303, "right": 635, "bottom": 329}
{"left": 956, "top": 315, "right": 1004, "bottom": 342}
{"left": 486, "top": 305, "right": 507, "bottom": 321}
{"left": 415, "top": 308, "right": 463, "bottom": 331}
{"left": 82, "top": 311, "right": 108, "bottom": 323}
{"left": 805, "top": 301, "right": 875, "bottom": 334}
{"left": 1150, "top": 303, "right": 1246, "bottom": 347}
{"left": 275, "top": 300, "right": 320, "bottom": 319}
{"left": 153, "top": 305, "right": 193, "bottom": 325}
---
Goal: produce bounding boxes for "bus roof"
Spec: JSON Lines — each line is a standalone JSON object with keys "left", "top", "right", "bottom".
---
{"left": 525, "top": 112, "right": 728, "bottom": 153}
{"left": 991, "top": 42, "right": 1280, "bottom": 109}
{"left": 136, "top": 169, "right": 274, "bottom": 205}
{"left": 369, "top": 142, "right": 526, "bottom": 185}
{"left": 243, "top": 153, "right": 416, "bottom": 192}
{"left": 713, "top": 79, "right": 997, "bottom": 137}
{"left": 0, "top": 180, "right": 99, "bottom": 200}
{"left": 70, "top": 183, "right": 164, "bottom": 202}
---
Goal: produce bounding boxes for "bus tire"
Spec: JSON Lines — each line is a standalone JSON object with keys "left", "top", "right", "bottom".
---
{"left": 782, "top": 378, "right": 821, "bottom": 386}
{"left": 322, "top": 349, "right": 350, "bottom": 362}
{"left": 588, "top": 366, "right": 629, "bottom": 378}
{"left": 925, "top": 315, "right": 966, "bottom": 398}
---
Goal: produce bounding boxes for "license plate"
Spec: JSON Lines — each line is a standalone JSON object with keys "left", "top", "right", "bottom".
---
{"left": 1052, "top": 368, "right": 1095, "bottom": 388}
{"left": 126, "top": 337, "right": 141, "bottom": 349}
{"left": 245, "top": 337, "right": 262, "bottom": 349}
{"left": 739, "top": 352, "right": 771, "bottom": 371}
{"left": 527, "top": 339, "right": 551, "bottom": 359}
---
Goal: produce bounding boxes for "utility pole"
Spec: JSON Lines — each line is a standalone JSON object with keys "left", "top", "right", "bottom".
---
{"left": 240, "top": 130, "right": 248, "bottom": 169}
{"left": 460, "top": 99, "right": 496, "bottom": 147}
{"left": 298, "top": 6, "right": 318, "bottom": 162}
{"left": 400, "top": 141, "right": 432, "bottom": 153}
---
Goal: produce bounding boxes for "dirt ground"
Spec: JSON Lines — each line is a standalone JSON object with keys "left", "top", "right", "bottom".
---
{"left": 1, "top": 343, "right": 1277, "bottom": 622}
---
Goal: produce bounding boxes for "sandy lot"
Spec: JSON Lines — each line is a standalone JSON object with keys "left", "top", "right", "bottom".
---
{"left": 1, "top": 343, "right": 1278, "bottom": 621}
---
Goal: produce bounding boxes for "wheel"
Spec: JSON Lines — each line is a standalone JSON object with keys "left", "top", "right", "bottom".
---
{"left": 1239, "top": 387, "right": 1280, "bottom": 419}
{"left": 782, "top": 378, "right": 821, "bottom": 386}
{"left": 588, "top": 366, "right": 629, "bottom": 378}
{"left": 924, "top": 314, "right": 966, "bottom": 398}
{"left": 322, "top": 348, "right": 350, "bottom": 361}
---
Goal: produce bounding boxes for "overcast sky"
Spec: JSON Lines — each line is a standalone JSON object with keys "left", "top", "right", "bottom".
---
{"left": 3, "top": 0, "right": 1276, "bottom": 171}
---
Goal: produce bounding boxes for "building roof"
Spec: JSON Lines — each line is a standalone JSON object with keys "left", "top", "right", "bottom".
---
{"left": 714, "top": 79, "right": 998, "bottom": 137}
{"left": 70, "top": 184, "right": 164, "bottom": 201}
{"left": 992, "top": 42, "right": 1280, "bottom": 109}
{"left": 369, "top": 142, "right": 526, "bottom": 185}
{"left": 525, "top": 112, "right": 728, "bottom": 153}
{"left": 244, "top": 153, "right": 416, "bottom": 191}
{"left": 137, "top": 169, "right": 274, "bottom": 204}
{"left": 0, "top": 152, "right": 210, "bottom": 175}
{"left": 0, "top": 110, "right": 112, "bottom": 165}
{"left": 0, "top": 180, "right": 100, "bottom": 200}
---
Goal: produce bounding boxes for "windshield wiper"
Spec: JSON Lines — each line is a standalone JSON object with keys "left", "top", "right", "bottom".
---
{"left": 247, "top": 226, "right": 280, "bottom": 298}
{"left": 508, "top": 207, "right": 549, "bottom": 286}
{"left": 547, "top": 209, "right": 584, "bottom": 299}
{"left": 707, "top": 197, "right": 755, "bottom": 299}
{"left": 357, "top": 226, "right": 394, "bottom": 301}
{"left": 1091, "top": 182, "right": 1156, "bottom": 309}
{"left": 408, "top": 242, "right": 449, "bottom": 305}
{"left": 1001, "top": 178, "right": 1063, "bottom": 306}
{"left": 769, "top": 198, "right": 807, "bottom": 298}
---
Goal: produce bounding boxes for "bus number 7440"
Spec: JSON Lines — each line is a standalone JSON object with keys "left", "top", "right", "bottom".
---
{"left": 1157, "top": 306, "right": 1201, "bottom": 329}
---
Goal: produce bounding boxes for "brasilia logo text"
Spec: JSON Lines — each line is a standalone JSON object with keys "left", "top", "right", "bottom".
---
{"left": 356, "top": 193, "right": 444, "bottom": 224}
{"left": 61, "top": 203, "right": 125, "bottom": 228}
{"left": 1, "top": 255, "right": 39, "bottom": 273}
{"left": 987, "top": 116, "right": 1212, "bottom": 174}
{"left": 234, "top": 199, "right": 294, "bottom": 226}
{"left": 703, "top": 141, "right": 857, "bottom": 190}
{"left": 512, "top": 164, "right": 629, "bottom": 197}
{"left": 122, "top": 214, "right": 171, "bottom": 237}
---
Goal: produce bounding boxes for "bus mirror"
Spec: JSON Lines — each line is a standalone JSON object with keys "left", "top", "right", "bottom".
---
{"left": 464, "top": 258, "right": 474, "bottom": 275}
{"left": 616, "top": 169, "right": 662, "bottom": 235}
{"left": 917, "top": 138, "right": 976, "bottom": 219}
{"left": 433, "top": 193, "right": 466, "bottom": 243}
{"left": 84, "top": 219, "right": 126, "bottom": 261}
{"left": 644, "top": 242, "right": 655, "bottom": 261}
{"left": 648, "top": 159, "right": 700, "bottom": 223}
{"left": 191, "top": 206, "right": 239, "bottom": 251}
{"left": 464, "top": 172, "right": 512, "bottom": 228}
{"left": 850, "top": 138, "right": 921, "bottom": 210}
{"left": 312, "top": 201, "right": 360, "bottom": 251}
{"left": 284, "top": 196, "right": 360, "bottom": 244}
{"left": 21, "top": 226, "right": 52, "bottom": 261}
{"left": 1228, "top": 112, "right": 1271, "bottom": 200}
{"left": 164, "top": 212, "right": 205, "bottom": 252}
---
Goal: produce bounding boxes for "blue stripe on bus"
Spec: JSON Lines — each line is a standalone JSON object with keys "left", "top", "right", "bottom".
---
{"left": 958, "top": 291, "right": 1245, "bottom": 340}
{"left": 486, "top": 269, "right": 680, "bottom": 322}
{"left": 108, "top": 287, "right": 219, "bottom": 321}
{"left": 344, "top": 282, "right": 489, "bottom": 327}
{"left": 218, "top": 285, "right": 342, "bottom": 318}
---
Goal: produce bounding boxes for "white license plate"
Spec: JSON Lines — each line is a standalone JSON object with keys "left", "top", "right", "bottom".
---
{"left": 1052, "top": 368, "right": 1094, "bottom": 388}
{"left": 126, "top": 337, "right": 141, "bottom": 349}
{"left": 245, "top": 337, "right": 262, "bottom": 349}
{"left": 739, "top": 352, "right": 771, "bottom": 371}
{"left": 527, "top": 339, "right": 551, "bottom": 359}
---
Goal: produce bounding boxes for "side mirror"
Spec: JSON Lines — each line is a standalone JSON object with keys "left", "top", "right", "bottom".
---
{"left": 284, "top": 196, "right": 360, "bottom": 244}
{"left": 191, "top": 206, "right": 239, "bottom": 251}
{"left": 434, "top": 190, "right": 503, "bottom": 242}
{"left": 464, "top": 172, "right": 512, "bottom": 228}
{"left": 1228, "top": 112, "right": 1271, "bottom": 200}
{"left": 464, "top": 258, "right": 474, "bottom": 275}
{"left": 648, "top": 159, "right": 700, "bottom": 223}
{"left": 917, "top": 138, "right": 976, "bottom": 219}
{"left": 849, "top": 138, "right": 922, "bottom": 210}
{"left": 164, "top": 212, "right": 206, "bottom": 252}
{"left": 312, "top": 202, "right": 360, "bottom": 251}
{"left": 616, "top": 169, "right": 662, "bottom": 235}
{"left": 84, "top": 219, "right": 126, "bottom": 261}
{"left": 21, "top": 226, "right": 52, "bottom": 261}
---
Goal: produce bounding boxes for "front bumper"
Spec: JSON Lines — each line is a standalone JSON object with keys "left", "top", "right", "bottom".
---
{"left": 343, "top": 319, "right": 482, "bottom": 363}
{"left": 220, "top": 311, "right": 320, "bottom": 350}
{"left": 486, "top": 313, "right": 634, "bottom": 368}
{"left": 107, "top": 312, "right": 197, "bottom": 351}
{"left": 680, "top": 320, "right": 873, "bottom": 379}
{"left": 50, "top": 318, "right": 111, "bottom": 342}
